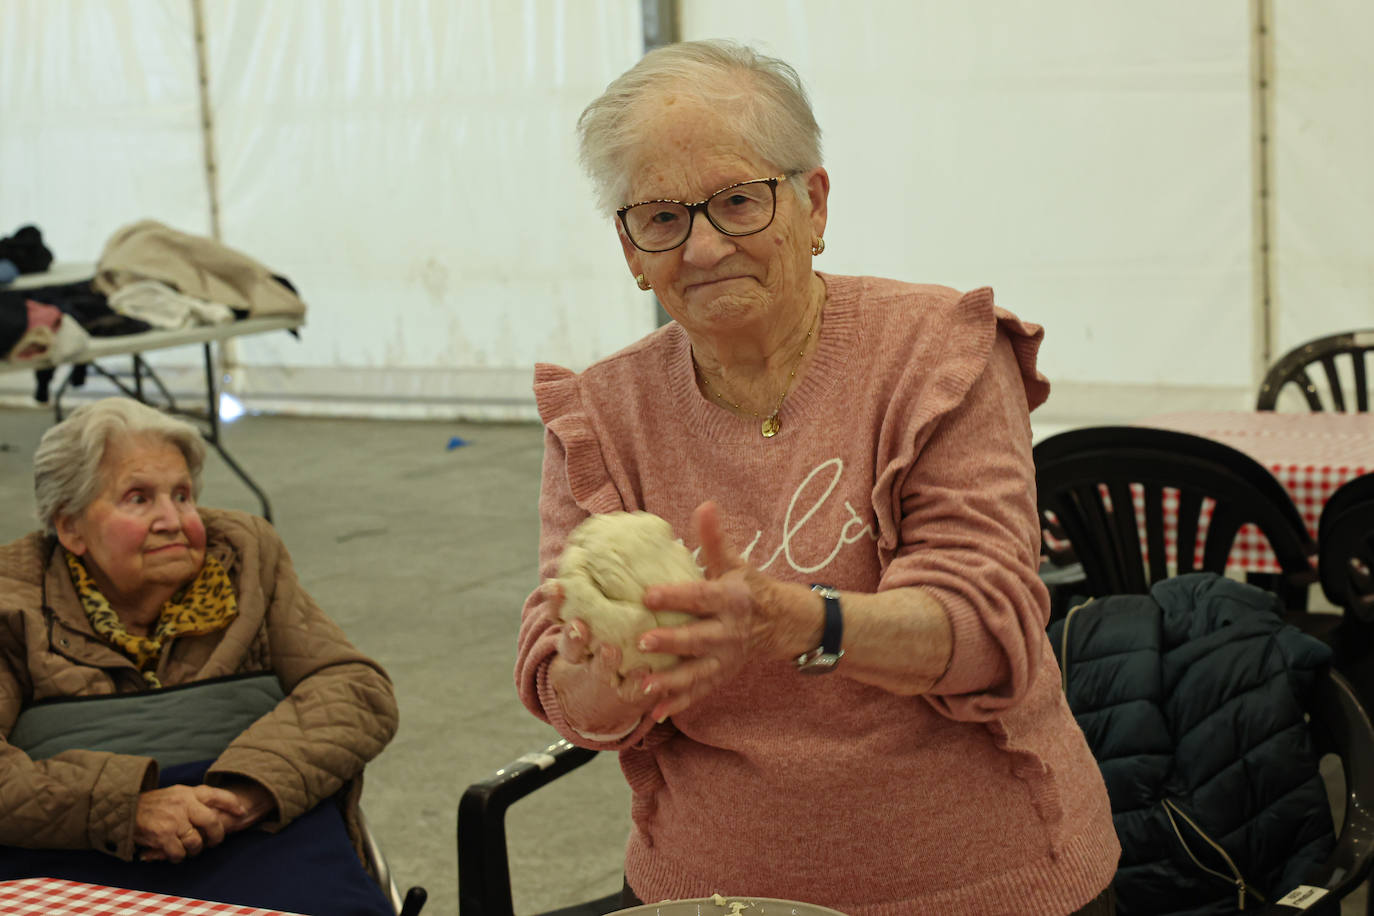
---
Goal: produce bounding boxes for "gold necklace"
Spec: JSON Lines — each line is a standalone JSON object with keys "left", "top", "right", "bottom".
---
{"left": 696, "top": 304, "right": 820, "bottom": 438}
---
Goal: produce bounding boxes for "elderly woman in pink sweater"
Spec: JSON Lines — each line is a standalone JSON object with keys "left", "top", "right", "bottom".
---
{"left": 516, "top": 39, "right": 1119, "bottom": 915}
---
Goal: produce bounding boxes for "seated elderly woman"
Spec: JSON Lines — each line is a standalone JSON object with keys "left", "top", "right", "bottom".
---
{"left": 516, "top": 40, "right": 1120, "bottom": 915}
{"left": 0, "top": 398, "right": 398, "bottom": 912}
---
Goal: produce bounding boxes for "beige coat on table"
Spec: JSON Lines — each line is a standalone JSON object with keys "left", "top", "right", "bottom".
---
{"left": 93, "top": 220, "right": 307, "bottom": 320}
{"left": 0, "top": 508, "right": 397, "bottom": 861}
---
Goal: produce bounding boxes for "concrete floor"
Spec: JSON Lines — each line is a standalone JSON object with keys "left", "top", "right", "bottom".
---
{"left": 0, "top": 404, "right": 1365, "bottom": 915}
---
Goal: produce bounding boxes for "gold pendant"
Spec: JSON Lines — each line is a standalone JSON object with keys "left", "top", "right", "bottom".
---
{"left": 761, "top": 415, "right": 781, "bottom": 438}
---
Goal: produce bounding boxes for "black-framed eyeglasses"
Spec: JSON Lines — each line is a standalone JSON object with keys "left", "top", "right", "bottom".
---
{"left": 617, "top": 174, "right": 789, "bottom": 253}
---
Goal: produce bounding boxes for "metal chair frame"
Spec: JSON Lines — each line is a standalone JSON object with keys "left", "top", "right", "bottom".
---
{"left": 458, "top": 739, "right": 619, "bottom": 916}
{"left": 359, "top": 806, "right": 428, "bottom": 916}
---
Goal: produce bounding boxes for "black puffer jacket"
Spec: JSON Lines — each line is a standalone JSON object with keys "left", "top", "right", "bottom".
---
{"left": 1048, "top": 574, "right": 1334, "bottom": 915}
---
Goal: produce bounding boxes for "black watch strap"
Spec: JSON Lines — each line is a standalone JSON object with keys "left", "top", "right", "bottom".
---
{"left": 813, "top": 584, "right": 843, "bottom": 654}
{"left": 797, "top": 584, "right": 845, "bottom": 674}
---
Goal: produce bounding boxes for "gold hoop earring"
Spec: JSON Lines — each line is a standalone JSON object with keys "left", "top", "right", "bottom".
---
{"left": 810, "top": 237, "right": 826, "bottom": 256}
{"left": 635, "top": 273, "right": 652, "bottom": 291}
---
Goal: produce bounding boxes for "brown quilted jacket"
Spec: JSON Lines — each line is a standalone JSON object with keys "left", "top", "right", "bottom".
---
{"left": 0, "top": 508, "right": 398, "bottom": 860}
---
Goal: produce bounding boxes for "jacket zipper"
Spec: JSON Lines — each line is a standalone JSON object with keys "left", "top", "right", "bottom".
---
{"left": 1058, "top": 598, "right": 1096, "bottom": 692}
{"left": 1161, "top": 798, "right": 1267, "bottom": 910}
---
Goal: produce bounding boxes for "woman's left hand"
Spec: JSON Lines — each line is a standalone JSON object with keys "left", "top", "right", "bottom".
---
{"left": 214, "top": 780, "right": 276, "bottom": 832}
{"left": 637, "top": 501, "right": 817, "bottom": 722}
{"left": 136, "top": 781, "right": 275, "bottom": 862}
{"left": 133, "top": 784, "right": 243, "bottom": 863}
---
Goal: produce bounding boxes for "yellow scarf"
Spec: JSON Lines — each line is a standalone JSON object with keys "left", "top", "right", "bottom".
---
{"left": 66, "top": 551, "right": 238, "bottom": 688}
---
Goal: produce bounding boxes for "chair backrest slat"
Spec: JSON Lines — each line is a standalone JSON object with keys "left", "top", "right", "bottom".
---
{"left": 1320, "top": 355, "right": 1347, "bottom": 412}
{"left": 1106, "top": 480, "right": 1145, "bottom": 588}
{"left": 1175, "top": 489, "right": 1203, "bottom": 575}
{"left": 1065, "top": 483, "right": 1127, "bottom": 594}
{"left": 1202, "top": 502, "right": 1244, "bottom": 572}
{"left": 1143, "top": 482, "right": 1169, "bottom": 583}
{"left": 1296, "top": 367, "right": 1326, "bottom": 412}
{"left": 1356, "top": 353, "right": 1369, "bottom": 412}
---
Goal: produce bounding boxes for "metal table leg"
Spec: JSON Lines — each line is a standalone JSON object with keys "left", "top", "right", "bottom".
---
{"left": 200, "top": 343, "right": 273, "bottom": 522}
{"left": 45, "top": 345, "right": 275, "bottom": 523}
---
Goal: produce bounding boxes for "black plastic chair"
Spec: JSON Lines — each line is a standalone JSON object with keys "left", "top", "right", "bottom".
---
{"left": 1034, "top": 426, "right": 1318, "bottom": 613}
{"left": 1257, "top": 329, "right": 1374, "bottom": 412}
{"left": 1224, "top": 669, "right": 1374, "bottom": 914}
{"left": 1318, "top": 472, "right": 1374, "bottom": 622}
{"left": 458, "top": 739, "right": 619, "bottom": 916}
{"left": 1316, "top": 473, "right": 1374, "bottom": 710}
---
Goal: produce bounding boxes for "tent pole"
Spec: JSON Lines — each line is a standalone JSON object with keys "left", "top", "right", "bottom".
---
{"left": 641, "top": 0, "right": 680, "bottom": 53}
{"left": 641, "top": 0, "right": 679, "bottom": 328}
{"left": 189, "top": 0, "right": 239, "bottom": 403}
{"left": 190, "top": 0, "right": 222, "bottom": 242}
{"left": 1250, "top": 0, "right": 1275, "bottom": 385}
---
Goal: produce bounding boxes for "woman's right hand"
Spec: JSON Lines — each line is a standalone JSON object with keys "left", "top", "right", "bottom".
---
{"left": 545, "top": 583, "right": 656, "bottom": 740}
{"left": 134, "top": 784, "right": 245, "bottom": 863}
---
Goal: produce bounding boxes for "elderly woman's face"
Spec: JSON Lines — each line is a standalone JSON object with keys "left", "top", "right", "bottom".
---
{"left": 56, "top": 434, "right": 207, "bottom": 603}
{"left": 618, "top": 99, "right": 828, "bottom": 337}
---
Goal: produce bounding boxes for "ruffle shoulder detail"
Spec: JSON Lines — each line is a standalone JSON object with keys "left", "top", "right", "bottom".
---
{"left": 869, "top": 286, "right": 1049, "bottom": 558}
{"left": 991, "top": 298, "right": 1050, "bottom": 411}
{"left": 533, "top": 363, "right": 624, "bottom": 515}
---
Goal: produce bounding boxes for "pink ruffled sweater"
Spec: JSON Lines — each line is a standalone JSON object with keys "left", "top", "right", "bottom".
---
{"left": 517, "top": 274, "right": 1119, "bottom": 915}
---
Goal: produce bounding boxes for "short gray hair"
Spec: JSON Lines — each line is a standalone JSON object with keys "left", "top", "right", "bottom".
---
{"left": 577, "top": 39, "right": 823, "bottom": 215}
{"left": 33, "top": 398, "right": 207, "bottom": 534}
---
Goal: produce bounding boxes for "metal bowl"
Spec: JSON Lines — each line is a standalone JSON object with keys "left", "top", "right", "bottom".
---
{"left": 611, "top": 896, "right": 849, "bottom": 915}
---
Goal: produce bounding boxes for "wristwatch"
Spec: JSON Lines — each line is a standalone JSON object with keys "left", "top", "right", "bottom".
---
{"left": 796, "top": 584, "right": 845, "bottom": 675}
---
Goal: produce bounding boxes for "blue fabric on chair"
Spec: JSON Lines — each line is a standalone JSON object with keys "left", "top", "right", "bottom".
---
{"left": 0, "top": 759, "right": 392, "bottom": 916}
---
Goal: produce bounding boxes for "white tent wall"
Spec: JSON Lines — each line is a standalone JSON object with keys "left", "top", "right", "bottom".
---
{"left": 0, "top": 0, "right": 217, "bottom": 401}
{"left": 203, "top": 0, "right": 647, "bottom": 419}
{"left": 2, "top": 2, "right": 1370, "bottom": 420}
{"left": 682, "top": 0, "right": 1258, "bottom": 420}
{"left": 1, "top": 0, "right": 648, "bottom": 418}
{"left": 0, "top": 1, "right": 211, "bottom": 256}
{"left": 1271, "top": 1, "right": 1374, "bottom": 357}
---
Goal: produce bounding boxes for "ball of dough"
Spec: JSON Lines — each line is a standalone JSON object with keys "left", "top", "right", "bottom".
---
{"left": 557, "top": 511, "right": 700, "bottom": 673}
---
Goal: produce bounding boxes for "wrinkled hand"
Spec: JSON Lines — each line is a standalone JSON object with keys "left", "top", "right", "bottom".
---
{"left": 546, "top": 581, "right": 656, "bottom": 739}
{"left": 637, "top": 501, "right": 802, "bottom": 722}
{"left": 214, "top": 780, "right": 276, "bottom": 833}
{"left": 134, "top": 784, "right": 244, "bottom": 863}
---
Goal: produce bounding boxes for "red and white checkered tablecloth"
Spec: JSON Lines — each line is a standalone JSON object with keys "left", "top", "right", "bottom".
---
{"left": 0, "top": 877, "right": 305, "bottom": 916}
{"left": 1135, "top": 411, "right": 1374, "bottom": 574}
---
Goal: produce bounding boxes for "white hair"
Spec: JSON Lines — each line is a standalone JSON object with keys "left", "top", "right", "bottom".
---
{"left": 33, "top": 398, "right": 206, "bottom": 534}
{"left": 577, "top": 39, "right": 823, "bottom": 215}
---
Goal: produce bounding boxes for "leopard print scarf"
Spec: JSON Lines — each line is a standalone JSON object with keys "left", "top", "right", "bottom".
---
{"left": 65, "top": 551, "right": 238, "bottom": 687}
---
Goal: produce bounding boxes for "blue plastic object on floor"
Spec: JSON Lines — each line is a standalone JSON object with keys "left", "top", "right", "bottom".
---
{"left": 447, "top": 436, "right": 469, "bottom": 450}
